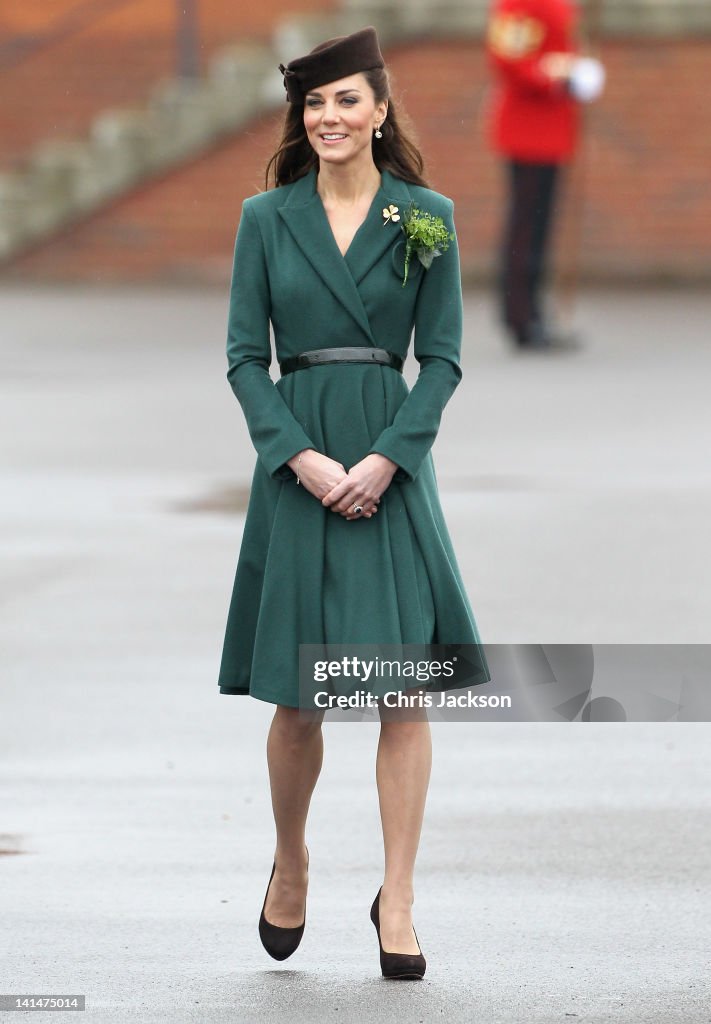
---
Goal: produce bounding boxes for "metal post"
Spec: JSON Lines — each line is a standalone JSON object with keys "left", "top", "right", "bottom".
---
{"left": 176, "top": 0, "right": 199, "bottom": 80}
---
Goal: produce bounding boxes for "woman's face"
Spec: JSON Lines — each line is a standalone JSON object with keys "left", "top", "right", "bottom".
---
{"left": 303, "top": 73, "right": 388, "bottom": 167}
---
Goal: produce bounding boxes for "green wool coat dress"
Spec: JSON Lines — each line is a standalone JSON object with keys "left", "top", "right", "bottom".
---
{"left": 217, "top": 166, "right": 490, "bottom": 706}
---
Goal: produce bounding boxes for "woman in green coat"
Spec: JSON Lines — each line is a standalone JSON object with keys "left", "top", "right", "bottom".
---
{"left": 217, "top": 27, "right": 490, "bottom": 979}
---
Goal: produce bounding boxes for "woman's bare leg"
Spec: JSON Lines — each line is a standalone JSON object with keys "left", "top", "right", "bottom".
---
{"left": 263, "top": 705, "right": 324, "bottom": 927}
{"left": 375, "top": 702, "right": 432, "bottom": 953}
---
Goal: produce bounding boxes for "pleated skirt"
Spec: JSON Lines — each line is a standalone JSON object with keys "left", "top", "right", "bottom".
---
{"left": 218, "top": 361, "right": 490, "bottom": 705}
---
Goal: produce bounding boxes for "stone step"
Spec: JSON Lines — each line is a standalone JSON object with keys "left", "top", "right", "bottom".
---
{"left": 0, "top": 39, "right": 276, "bottom": 261}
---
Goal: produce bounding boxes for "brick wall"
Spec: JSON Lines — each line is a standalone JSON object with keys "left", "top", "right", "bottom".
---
{"left": 3, "top": 36, "right": 710, "bottom": 283}
{"left": 0, "top": 0, "right": 335, "bottom": 170}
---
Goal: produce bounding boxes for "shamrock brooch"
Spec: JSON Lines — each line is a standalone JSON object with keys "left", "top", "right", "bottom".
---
{"left": 382, "top": 202, "right": 454, "bottom": 286}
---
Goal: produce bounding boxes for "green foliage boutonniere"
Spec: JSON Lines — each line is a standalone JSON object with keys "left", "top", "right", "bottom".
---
{"left": 383, "top": 202, "right": 455, "bottom": 286}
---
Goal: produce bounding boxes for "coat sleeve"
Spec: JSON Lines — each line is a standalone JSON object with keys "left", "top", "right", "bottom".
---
{"left": 367, "top": 197, "right": 463, "bottom": 483}
{"left": 489, "top": 51, "right": 564, "bottom": 99}
{"left": 226, "top": 200, "right": 316, "bottom": 480}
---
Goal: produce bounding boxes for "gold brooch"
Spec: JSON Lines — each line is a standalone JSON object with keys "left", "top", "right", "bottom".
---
{"left": 382, "top": 204, "right": 400, "bottom": 225}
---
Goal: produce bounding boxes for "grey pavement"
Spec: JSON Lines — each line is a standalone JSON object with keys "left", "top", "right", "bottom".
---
{"left": 1, "top": 285, "right": 710, "bottom": 1023}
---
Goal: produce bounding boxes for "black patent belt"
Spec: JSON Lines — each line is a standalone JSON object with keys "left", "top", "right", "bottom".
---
{"left": 279, "top": 347, "right": 403, "bottom": 376}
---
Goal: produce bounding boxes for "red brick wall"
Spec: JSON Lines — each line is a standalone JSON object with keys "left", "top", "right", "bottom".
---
{"left": 3, "top": 37, "right": 710, "bottom": 282}
{"left": 0, "top": 0, "right": 335, "bottom": 170}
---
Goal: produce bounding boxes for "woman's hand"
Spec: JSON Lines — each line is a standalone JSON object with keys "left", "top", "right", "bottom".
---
{"left": 321, "top": 453, "right": 399, "bottom": 520}
{"left": 287, "top": 448, "right": 348, "bottom": 501}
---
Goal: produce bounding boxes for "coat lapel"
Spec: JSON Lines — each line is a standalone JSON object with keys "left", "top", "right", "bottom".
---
{"left": 277, "top": 168, "right": 413, "bottom": 345}
{"left": 345, "top": 169, "right": 413, "bottom": 286}
{"left": 278, "top": 169, "right": 374, "bottom": 344}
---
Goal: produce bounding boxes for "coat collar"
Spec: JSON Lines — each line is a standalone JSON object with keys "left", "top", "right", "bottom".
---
{"left": 277, "top": 167, "right": 413, "bottom": 345}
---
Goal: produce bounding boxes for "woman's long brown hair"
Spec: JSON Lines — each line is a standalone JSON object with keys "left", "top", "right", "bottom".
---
{"left": 264, "top": 67, "right": 429, "bottom": 190}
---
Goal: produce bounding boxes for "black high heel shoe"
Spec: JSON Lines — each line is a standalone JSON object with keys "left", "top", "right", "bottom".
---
{"left": 370, "top": 887, "right": 426, "bottom": 980}
{"left": 258, "top": 846, "right": 309, "bottom": 961}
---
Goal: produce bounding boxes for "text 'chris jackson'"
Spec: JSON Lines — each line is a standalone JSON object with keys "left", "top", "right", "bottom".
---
{"left": 311, "top": 690, "right": 512, "bottom": 709}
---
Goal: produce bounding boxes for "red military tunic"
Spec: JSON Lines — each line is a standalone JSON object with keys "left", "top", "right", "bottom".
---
{"left": 486, "top": 0, "right": 580, "bottom": 162}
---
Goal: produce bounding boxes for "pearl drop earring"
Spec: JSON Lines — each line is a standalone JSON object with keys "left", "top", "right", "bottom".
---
{"left": 374, "top": 124, "right": 383, "bottom": 139}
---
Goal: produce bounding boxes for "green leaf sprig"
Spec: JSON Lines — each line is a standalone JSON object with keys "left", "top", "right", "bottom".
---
{"left": 400, "top": 203, "right": 454, "bottom": 287}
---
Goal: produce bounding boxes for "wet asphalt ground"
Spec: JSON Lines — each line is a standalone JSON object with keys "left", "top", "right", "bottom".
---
{"left": 1, "top": 285, "right": 710, "bottom": 1022}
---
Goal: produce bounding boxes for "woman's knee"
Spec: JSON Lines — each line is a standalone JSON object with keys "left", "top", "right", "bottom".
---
{"left": 378, "top": 687, "right": 430, "bottom": 730}
{"left": 378, "top": 710, "right": 430, "bottom": 736}
{"left": 272, "top": 704, "right": 324, "bottom": 745}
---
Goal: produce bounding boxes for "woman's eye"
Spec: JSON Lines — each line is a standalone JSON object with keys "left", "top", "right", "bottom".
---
{"left": 306, "top": 96, "right": 357, "bottom": 107}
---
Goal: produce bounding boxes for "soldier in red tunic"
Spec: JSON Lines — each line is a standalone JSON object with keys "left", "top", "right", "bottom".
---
{"left": 485, "top": 0, "right": 603, "bottom": 350}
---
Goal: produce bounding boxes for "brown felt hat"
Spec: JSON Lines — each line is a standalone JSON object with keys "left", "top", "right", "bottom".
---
{"left": 278, "top": 26, "right": 385, "bottom": 104}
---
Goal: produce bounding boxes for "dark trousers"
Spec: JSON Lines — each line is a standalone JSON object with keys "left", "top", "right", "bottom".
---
{"left": 498, "top": 159, "right": 561, "bottom": 344}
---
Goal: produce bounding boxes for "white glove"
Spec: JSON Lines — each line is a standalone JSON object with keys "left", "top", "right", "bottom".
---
{"left": 568, "top": 57, "right": 606, "bottom": 103}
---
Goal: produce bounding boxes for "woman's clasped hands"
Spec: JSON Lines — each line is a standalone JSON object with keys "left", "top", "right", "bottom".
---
{"left": 286, "top": 449, "right": 398, "bottom": 520}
